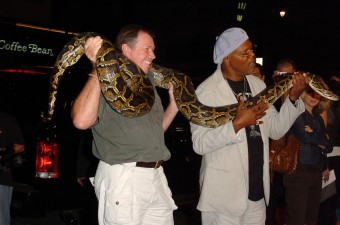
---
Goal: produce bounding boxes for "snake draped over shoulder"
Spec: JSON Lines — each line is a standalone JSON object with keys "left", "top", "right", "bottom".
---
{"left": 44, "top": 32, "right": 339, "bottom": 128}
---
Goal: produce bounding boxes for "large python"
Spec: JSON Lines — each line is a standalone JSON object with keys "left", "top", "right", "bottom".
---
{"left": 43, "top": 32, "right": 339, "bottom": 128}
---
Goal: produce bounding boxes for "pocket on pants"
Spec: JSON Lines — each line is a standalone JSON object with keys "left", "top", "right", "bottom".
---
{"left": 104, "top": 194, "right": 132, "bottom": 224}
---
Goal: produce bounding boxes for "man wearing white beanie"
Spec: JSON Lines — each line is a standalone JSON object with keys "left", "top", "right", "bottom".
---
{"left": 190, "top": 27, "right": 308, "bottom": 224}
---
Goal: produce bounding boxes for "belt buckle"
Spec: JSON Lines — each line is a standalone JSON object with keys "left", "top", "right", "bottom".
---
{"left": 154, "top": 161, "right": 161, "bottom": 169}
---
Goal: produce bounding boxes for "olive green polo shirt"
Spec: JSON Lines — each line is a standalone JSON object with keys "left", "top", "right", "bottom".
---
{"left": 91, "top": 74, "right": 171, "bottom": 165}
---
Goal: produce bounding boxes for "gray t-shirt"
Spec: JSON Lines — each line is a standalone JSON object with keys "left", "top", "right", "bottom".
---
{"left": 91, "top": 74, "right": 171, "bottom": 165}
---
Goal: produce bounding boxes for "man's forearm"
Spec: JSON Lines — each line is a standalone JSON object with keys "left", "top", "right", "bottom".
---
{"left": 71, "top": 76, "right": 101, "bottom": 130}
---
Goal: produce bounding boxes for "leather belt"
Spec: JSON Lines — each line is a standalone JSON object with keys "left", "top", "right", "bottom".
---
{"left": 136, "top": 161, "right": 163, "bottom": 169}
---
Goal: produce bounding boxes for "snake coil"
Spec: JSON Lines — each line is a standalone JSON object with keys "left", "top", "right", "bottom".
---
{"left": 43, "top": 32, "right": 339, "bottom": 128}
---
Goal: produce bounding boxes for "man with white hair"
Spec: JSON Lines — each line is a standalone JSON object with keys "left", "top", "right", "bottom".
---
{"left": 190, "top": 27, "right": 308, "bottom": 224}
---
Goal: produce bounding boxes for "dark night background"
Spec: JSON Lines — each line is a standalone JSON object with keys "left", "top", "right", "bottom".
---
{"left": 2, "top": 0, "right": 340, "bottom": 80}
{"left": 51, "top": 0, "right": 340, "bottom": 81}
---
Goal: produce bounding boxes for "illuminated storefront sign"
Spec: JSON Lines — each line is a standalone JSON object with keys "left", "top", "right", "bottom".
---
{"left": 0, "top": 39, "right": 54, "bottom": 56}
{"left": 0, "top": 22, "right": 78, "bottom": 69}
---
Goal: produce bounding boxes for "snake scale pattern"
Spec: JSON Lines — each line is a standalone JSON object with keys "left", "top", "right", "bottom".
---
{"left": 44, "top": 32, "right": 339, "bottom": 128}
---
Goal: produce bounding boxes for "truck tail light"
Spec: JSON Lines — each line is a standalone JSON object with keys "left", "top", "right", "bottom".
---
{"left": 35, "top": 141, "right": 59, "bottom": 179}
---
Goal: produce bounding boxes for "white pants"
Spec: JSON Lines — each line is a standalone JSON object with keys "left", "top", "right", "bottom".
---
{"left": 94, "top": 161, "right": 177, "bottom": 225}
{"left": 201, "top": 198, "right": 266, "bottom": 225}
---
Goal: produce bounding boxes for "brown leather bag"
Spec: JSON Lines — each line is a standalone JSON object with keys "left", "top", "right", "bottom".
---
{"left": 269, "top": 134, "right": 300, "bottom": 175}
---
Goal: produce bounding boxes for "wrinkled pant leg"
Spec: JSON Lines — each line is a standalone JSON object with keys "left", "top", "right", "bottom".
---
{"left": 201, "top": 199, "right": 266, "bottom": 225}
{"left": 305, "top": 171, "right": 322, "bottom": 225}
{"left": 284, "top": 168, "right": 322, "bottom": 225}
{"left": 0, "top": 184, "right": 13, "bottom": 225}
{"left": 94, "top": 161, "right": 177, "bottom": 225}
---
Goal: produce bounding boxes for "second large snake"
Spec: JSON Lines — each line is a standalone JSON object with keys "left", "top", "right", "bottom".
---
{"left": 44, "top": 32, "right": 339, "bottom": 128}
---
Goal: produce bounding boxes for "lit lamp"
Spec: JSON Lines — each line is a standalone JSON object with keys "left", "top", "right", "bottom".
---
{"left": 280, "top": 10, "right": 286, "bottom": 17}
